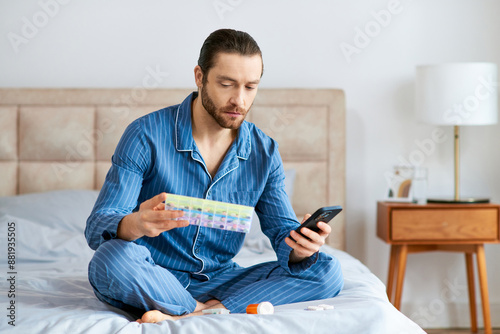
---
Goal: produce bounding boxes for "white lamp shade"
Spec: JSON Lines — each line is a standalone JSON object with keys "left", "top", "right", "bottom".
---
{"left": 416, "top": 63, "right": 498, "bottom": 125}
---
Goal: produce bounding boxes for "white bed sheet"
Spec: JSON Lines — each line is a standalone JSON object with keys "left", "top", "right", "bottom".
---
{"left": 0, "top": 190, "right": 424, "bottom": 334}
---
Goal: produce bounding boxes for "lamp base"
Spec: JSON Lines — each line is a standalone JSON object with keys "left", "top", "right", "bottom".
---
{"left": 427, "top": 197, "right": 490, "bottom": 204}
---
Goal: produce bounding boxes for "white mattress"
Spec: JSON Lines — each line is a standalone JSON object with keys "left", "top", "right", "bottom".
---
{"left": 0, "top": 190, "right": 425, "bottom": 334}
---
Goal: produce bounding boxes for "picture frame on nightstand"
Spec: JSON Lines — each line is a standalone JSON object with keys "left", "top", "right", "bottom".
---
{"left": 384, "top": 165, "right": 414, "bottom": 203}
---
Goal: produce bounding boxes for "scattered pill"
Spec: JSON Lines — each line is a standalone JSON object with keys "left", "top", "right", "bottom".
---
{"left": 318, "top": 304, "right": 335, "bottom": 310}
{"left": 306, "top": 305, "right": 325, "bottom": 311}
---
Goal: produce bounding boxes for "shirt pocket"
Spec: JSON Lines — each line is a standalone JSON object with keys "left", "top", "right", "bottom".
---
{"left": 225, "top": 191, "right": 260, "bottom": 208}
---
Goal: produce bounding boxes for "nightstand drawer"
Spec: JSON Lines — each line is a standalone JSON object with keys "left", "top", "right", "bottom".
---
{"left": 391, "top": 209, "right": 499, "bottom": 241}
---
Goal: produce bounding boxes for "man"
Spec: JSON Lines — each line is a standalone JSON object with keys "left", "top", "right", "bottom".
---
{"left": 85, "top": 29, "right": 343, "bottom": 323}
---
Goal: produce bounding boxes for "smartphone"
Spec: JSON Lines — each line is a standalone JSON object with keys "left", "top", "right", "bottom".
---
{"left": 291, "top": 206, "right": 342, "bottom": 241}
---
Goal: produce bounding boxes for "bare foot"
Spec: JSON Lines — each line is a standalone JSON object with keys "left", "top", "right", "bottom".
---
{"left": 136, "top": 300, "right": 226, "bottom": 323}
{"left": 138, "top": 310, "right": 178, "bottom": 323}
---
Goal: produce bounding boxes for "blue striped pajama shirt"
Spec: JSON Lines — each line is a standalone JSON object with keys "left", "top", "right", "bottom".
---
{"left": 85, "top": 92, "right": 343, "bottom": 315}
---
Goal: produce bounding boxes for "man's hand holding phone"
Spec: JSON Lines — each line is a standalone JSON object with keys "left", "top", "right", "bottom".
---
{"left": 285, "top": 206, "right": 342, "bottom": 263}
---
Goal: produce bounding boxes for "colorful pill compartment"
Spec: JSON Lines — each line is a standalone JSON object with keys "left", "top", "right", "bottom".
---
{"left": 164, "top": 193, "right": 254, "bottom": 233}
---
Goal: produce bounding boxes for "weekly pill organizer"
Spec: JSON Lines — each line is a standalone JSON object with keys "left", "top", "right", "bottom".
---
{"left": 164, "top": 193, "right": 254, "bottom": 233}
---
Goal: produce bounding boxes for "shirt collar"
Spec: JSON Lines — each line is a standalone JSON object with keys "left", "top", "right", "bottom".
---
{"left": 175, "top": 92, "right": 251, "bottom": 160}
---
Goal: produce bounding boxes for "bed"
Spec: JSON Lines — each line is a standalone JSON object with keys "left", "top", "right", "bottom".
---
{"left": 0, "top": 88, "right": 424, "bottom": 334}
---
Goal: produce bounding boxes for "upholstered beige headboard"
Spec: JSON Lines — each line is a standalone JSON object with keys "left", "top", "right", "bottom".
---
{"left": 0, "top": 88, "right": 345, "bottom": 249}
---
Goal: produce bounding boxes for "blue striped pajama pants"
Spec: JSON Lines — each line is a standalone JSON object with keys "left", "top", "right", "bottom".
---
{"left": 88, "top": 239, "right": 343, "bottom": 316}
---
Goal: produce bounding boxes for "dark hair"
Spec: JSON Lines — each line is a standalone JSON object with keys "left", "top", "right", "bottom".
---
{"left": 198, "top": 29, "right": 263, "bottom": 83}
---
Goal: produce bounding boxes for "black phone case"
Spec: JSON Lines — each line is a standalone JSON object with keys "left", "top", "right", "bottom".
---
{"left": 293, "top": 206, "right": 342, "bottom": 239}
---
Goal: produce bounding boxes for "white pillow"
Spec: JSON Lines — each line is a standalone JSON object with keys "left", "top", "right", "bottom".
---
{"left": 0, "top": 189, "right": 99, "bottom": 232}
{"left": 0, "top": 190, "right": 99, "bottom": 263}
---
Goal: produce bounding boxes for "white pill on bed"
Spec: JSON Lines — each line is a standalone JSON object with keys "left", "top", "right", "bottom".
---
{"left": 306, "top": 306, "right": 325, "bottom": 311}
{"left": 318, "top": 304, "right": 335, "bottom": 310}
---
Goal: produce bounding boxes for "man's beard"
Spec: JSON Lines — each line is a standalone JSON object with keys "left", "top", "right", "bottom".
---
{"left": 200, "top": 86, "right": 249, "bottom": 130}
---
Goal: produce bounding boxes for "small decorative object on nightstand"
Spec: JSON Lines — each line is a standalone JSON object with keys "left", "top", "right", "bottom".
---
{"left": 377, "top": 201, "right": 500, "bottom": 334}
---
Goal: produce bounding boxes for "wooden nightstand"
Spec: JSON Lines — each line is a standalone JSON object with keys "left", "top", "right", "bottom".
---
{"left": 377, "top": 202, "right": 500, "bottom": 334}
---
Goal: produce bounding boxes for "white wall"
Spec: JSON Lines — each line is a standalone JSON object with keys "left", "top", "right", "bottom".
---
{"left": 1, "top": 0, "right": 499, "bottom": 328}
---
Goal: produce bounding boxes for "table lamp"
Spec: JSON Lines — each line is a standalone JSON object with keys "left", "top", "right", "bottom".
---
{"left": 415, "top": 62, "right": 498, "bottom": 203}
